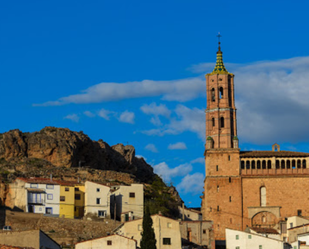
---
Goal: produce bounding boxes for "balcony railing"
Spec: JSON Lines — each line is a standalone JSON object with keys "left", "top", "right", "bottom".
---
{"left": 241, "top": 168, "right": 309, "bottom": 176}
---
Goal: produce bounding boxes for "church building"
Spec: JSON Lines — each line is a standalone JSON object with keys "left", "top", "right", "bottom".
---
{"left": 201, "top": 39, "right": 309, "bottom": 245}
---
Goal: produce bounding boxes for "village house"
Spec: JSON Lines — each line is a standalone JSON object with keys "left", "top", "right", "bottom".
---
{"left": 75, "top": 234, "right": 137, "bottom": 249}
{"left": 74, "top": 183, "right": 85, "bottom": 218}
{"left": 0, "top": 230, "right": 61, "bottom": 249}
{"left": 179, "top": 206, "right": 202, "bottom": 221}
{"left": 110, "top": 183, "right": 143, "bottom": 221}
{"left": 84, "top": 181, "right": 111, "bottom": 218}
{"left": 114, "top": 214, "right": 182, "bottom": 249}
{"left": 226, "top": 228, "right": 290, "bottom": 249}
{"left": 179, "top": 220, "right": 214, "bottom": 248}
{"left": 9, "top": 177, "right": 60, "bottom": 215}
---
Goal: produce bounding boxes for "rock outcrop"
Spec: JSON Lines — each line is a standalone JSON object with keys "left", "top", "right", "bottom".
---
{"left": 0, "top": 127, "right": 154, "bottom": 183}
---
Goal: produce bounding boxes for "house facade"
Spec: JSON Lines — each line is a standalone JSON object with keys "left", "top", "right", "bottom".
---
{"left": 75, "top": 234, "right": 137, "bottom": 249}
{"left": 115, "top": 214, "right": 182, "bottom": 249}
{"left": 110, "top": 184, "right": 143, "bottom": 221}
{"left": 226, "top": 228, "right": 289, "bottom": 249}
{"left": 85, "top": 181, "right": 111, "bottom": 218}
{"left": 10, "top": 178, "right": 60, "bottom": 215}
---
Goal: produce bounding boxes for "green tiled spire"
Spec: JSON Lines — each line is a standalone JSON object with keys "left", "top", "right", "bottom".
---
{"left": 209, "top": 45, "right": 230, "bottom": 75}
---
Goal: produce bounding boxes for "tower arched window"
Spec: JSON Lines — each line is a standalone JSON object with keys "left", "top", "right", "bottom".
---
{"left": 292, "top": 160, "right": 296, "bottom": 169}
{"left": 297, "top": 160, "right": 301, "bottom": 169}
{"left": 303, "top": 160, "right": 306, "bottom": 169}
{"left": 287, "top": 160, "right": 291, "bottom": 169}
{"left": 260, "top": 187, "right": 266, "bottom": 207}
{"left": 241, "top": 161, "right": 245, "bottom": 169}
{"left": 219, "top": 87, "right": 224, "bottom": 99}
{"left": 220, "top": 117, "right": 224, "bottom": 128}
{"left": 281, "top": 160, "right": 285, "bottom": 169}
{"left": 267, "top": 160, "right": 272, "bottom": 169}
{"left": 276, "top": 160, "right": 280, "bottom": 169}
{"left": 246, "top": 161, "right": 250, "bottom": 169}
{"left": 262, "top": 160, "right": 266, "bottom": 169}
{"left": 211, "top": 88, "right": 215, "bottom": 102}
{"left": 212, "top": 117, "right": 215, "bottom": 127}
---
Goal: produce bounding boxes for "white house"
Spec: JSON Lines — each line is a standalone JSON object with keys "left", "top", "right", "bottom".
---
{"left": 85, "top": 181, "right": 111, "bottom": 218}
{"left": 110, "top": 184, "right": 143, "bottom": 221}
{"left": 114, "top": 214, "right": 182, "bottom": 249}
{"left": 75, "top": 234, "right": 137, "bottom": 249}
{"left": 226, "top": 228, "right": 290, "bottom": 249}
{"left": 10, "top": 177, "right": 60, "bottom": 215}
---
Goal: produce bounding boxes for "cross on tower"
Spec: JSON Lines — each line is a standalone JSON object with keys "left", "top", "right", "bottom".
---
{"left": 217, "top": 32, "right": 221, "bottom": 50}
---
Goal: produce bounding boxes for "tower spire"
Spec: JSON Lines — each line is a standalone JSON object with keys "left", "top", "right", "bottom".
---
{"left": 209, "top": 32, "right": 230, "bottom": 75}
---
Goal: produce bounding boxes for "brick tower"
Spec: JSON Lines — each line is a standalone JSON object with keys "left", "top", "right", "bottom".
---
{"left": 202, "top": 38, "right": 242, "bottom": 243}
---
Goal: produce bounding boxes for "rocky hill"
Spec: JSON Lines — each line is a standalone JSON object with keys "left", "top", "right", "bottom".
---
{"left": 0, "top": 127, "right": 182, "bottom": 216}
{"left": 0, "top": 127, "right": 154, "bottom": 182}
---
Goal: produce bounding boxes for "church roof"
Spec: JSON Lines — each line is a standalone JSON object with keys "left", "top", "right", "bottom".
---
{"left": 240, "top": 151, "right": 309, "bottom": 158}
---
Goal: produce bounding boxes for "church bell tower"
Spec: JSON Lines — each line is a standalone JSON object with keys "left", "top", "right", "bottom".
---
{"left": 202, "top": 35, "right": 242, "bottom": 242}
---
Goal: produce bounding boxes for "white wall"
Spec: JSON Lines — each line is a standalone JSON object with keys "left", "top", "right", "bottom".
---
{"left": 287, "top": 216, "right": 309, "bottom": 229}
{"left": 226, "top": 228, "right": 285, "bottom": 249}
{"left": 112, "top": 184, "right": 144, "bottom": 219}
{"left": 76, "top": 235, "right": 136, "bottom": 249}
{"left": 85, "top": 181, "right": 111, "bottom": 217}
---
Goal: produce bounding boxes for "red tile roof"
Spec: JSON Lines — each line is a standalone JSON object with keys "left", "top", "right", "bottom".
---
{"left": 250, "top": 227, "right": 279, "bottom": 234}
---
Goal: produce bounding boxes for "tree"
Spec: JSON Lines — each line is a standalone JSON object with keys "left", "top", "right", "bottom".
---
{"left": 140, "top": 205, "right": 156, "bottom": 249}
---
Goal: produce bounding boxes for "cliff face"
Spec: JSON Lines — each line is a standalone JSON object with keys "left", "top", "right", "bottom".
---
{"left": 0, "top": 127, "right": 154, "bottom": 182}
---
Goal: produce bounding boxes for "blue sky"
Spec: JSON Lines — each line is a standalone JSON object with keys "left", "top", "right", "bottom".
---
{"left": 1, "top": 0, "right": 309, "bottom": 207}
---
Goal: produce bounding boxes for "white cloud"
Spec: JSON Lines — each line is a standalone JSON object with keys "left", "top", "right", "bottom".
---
{"left": 168, "top": 142, "right": 187, "bottom": 150}
{"left": 118, "top": 111, "right": 135, "bottom": 124}
{"left": 136, "top": 155, "right": 147, "bottom": 161}
{"left": 153, "top": 162, "right": 193, "bottom": 182}
{"left": 145, "top": 144, "right": 158, "bottom": 153}
{"left": 141, "top": 104, "right": 205, "bottom": 140}
{"left": 83, "top": 111, "right": 95, "bottom": 117}
{"left": 150, "top": 116, "right": 162, "bottom": 126}
{"left": 64, "top": 114, "right": 80, "bottom": 122}
{"left": 97, "top": 108, "right": 114, "bottom": 120}
{"left": 176, "top": 173, "right": 205, "bottom": 194}
{"left": 190, "top": 157, "right": 204, "bottom": 164}
{"left": 140, "top": 103, "right": 171, "bottom": 117}
{"left": 35, "top": 78, "right": 205, "bottom": 106}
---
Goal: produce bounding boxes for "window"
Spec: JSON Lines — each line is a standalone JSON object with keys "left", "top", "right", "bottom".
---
{"left": 46, "top": 207, "right": 52, "bottom": 214}
{"left": 138, "top": 224, "right": 142, "bottom": 231}
{"left": 96, "top": 188, "right": 100, "bottom": 192}
{"left": 96, "top": 198, "right": 101, "bottom": 204}
{"left": 217, "top": 186, "right": 219, "bottom": 192}
{"left": 241, "top": 161, "right": 245, "bottom": 169}
{"left": 60, "top": 196, "right": 65, "bottom": 202}
{"left": 163, "top": 238, "right": 171, "bottom": 245}
{"left": 65, "top": 187, "right": 69, "bottom": 192}
{"left": 260, "top": 187, "right": 266, "bottom": 207}
{"left": 298, "top": 209, "right": 302, "bottom": 216}
{"left": 129, "top": 192, "right": 135, "bottom": 198}
{"left": 46, "top": 184, "right": 54, "bottom": 189}
{"left": 259, "top": 246, "right": 262, "bottom": 249}
{"left": 216, "top": 165, "right": 219, "bottom": 171}
{"left": 212, "top": 117, "right": 215, "bottom": 127}
{"left": 47, "top": 194, "right": 53, "bottom": 200}
{"left": 75, "top": 194, "right": 81, "bottom": 200}
{"left": 75, "top": 187, "right": 79, "bottom": 191}
{"left": 220, "top": 117, "right": 224, "bottom": 128}
{"left": 236, "top": 235, "right": 239, "bottom": 240}
{"left": 30, "top": 183, "right": 38, "bottom": 188}
{"left": 248, "top": 235, "right": 252, "bottom": 239}
{"left": 230, "top": 218, "right": 232, "bottom": 224}
{"left": 229, "top": 177, "right": 231, "bottom": 183}
{"left": 236, "top": 247, "right": 240, "bottom": 249}
{"left": 167, "top": 222, "right": 172, "bottom": 228}
{"left": 98, "top": 210, "right": 106, "bottom": 217}
{"left": 219, "top": 87, "right": 224, "bottom": 99}
{"left": 211, "top": 88, "right": 215, "bottom": 102}
{"left": 228, "top": 155, "right": 231, "bottom": 161}
{"left": 203, "top": 229, "right": 206, "bottom": 234}
{"left": 217, "top": 206, "right": 219, "bottom": 211}
{"left": 290, "top": 222, "right": 293, "bottom": 228}
{"left": 107, "top": 240, "right": 112, "bottom": 246}
{"left": 229, "top": 196, "right": 232, "bottom": 202}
